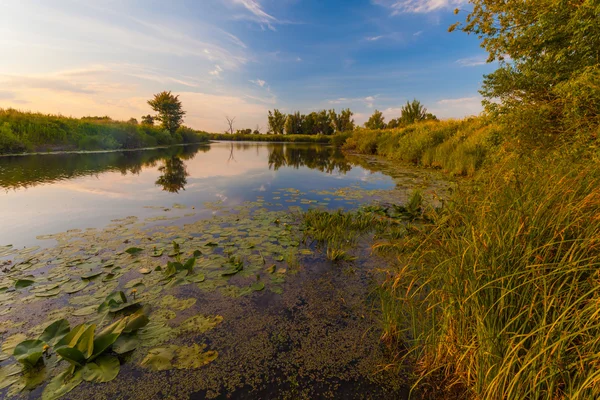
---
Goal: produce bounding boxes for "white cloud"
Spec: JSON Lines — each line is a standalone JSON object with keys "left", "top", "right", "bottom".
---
{"left": 366, "top": 35, "right": 383, "bottom": 41}
{"left": 373, "top": 0, "right": 468, "bottom": 14}
{"left": 413, "top": 30, "right": 424, "bottom": 36}
{"left": 430, "top": 96, "right": 484, "bottom": 118}
{"left": 209, "top": 65, "right": 224, "bottom": 76}
{"left": 229, "top": 0, "right": 279, "bottom": 31}
{"left": 456, "top": 55, "right": 488, "bottom": 67}
{"left": 250, "top": 79, "right": 266, "bottom": 87}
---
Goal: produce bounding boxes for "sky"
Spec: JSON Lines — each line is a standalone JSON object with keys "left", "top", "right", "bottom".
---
{"left": 0, "top": 0, "right": 496, "bottom": 132}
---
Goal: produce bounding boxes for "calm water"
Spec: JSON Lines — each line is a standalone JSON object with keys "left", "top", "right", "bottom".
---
{"left": 0, "top": 142, "right": 395, "bottom": 247}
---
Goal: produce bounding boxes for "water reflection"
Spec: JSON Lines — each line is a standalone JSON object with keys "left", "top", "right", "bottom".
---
{"left": 156, "top": 156, "right": 189, "bottom": 193}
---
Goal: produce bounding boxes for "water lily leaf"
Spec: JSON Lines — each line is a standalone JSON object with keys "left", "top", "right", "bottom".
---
{"left": 160, "top": 295, "right": 196, "bottom": 311}
{"left": 205, "top": 242, "right": 219, "bottom": 247}
{"left": 150, "top": 249, "right": 163, "bottom": 257}
{"left": 91, "top": 319, "right": 127, "bottom": 359}
{"left": 13, "top": 339, "right": 45, "bottom": 366}
{"left": 39, "top": 319, "right": 70, "bottom": 346}
{"left": 31, "top": 284, "right": 60, "bottom": 294}
{"left": 2, "top": 333, "right": 27, "bottom": 355}
{"left": 193, "top": 250, "right": 202, "bottom": 257}
{"left": 178, "top": 315, "right": 223, "bottom": 334}
{"left": 187, "top": 273, "right": 205, "bottom": 283}
{"left": 35, "top": 288, "right": 62, "bottom": 297}
{"left": 252, "top": 282, "right": 265, "bottom": 291}
{"left": 275, "top": 255, "right": 284, "bottom": 262}
{"left": 112, "top": 334, "right": 139, "bottom": 354}
{"left": 41, "top": 367, "right": 82, "bottom": 400}
{"left": 55, "top": 346, "right": 86, "bottom": 366}
{"left": 140, "top": 346, "right": 175, "bottom": 371}
{"left": 0, "top": 364, "right": 21, "bottom": 390}
{"left": 56, "top": 324, "right": 86, "bottom": 349}
{"left": 266, "top": 265, "right": 276, "bottom": 274}
{"left": 15, "top": 279, "right": 35, "bottom": 289}
{"left": 63, "top": 280, "right": 88, "bottom": 294}
{"left": 123, "top": 308, "right": 149, "bottom": 333}
{"left": 81, "top": 271, "right": 102, "bottom": 280}
{"left": 72, "top": 305, "right": 98, "bottom": 317}
{"left": 81, "top": 355, "right": 120, "bottom": 383}
{"left": 174, "top": 344, "right": 218, "bottom": 370}
{"left": 125, "top": 247, "right": 143, "bottom": 255}
{"left": 139, "top": 268, "right": 151, "bottom": 274}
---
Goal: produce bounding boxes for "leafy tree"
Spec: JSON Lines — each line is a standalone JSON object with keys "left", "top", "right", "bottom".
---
{"left": 451, "top": 0, "right": 600, "bottom": 137}
{"left": 155, "top": 156, "right": 188, "bottom": 193}
{"left": 127, "top": 118, "right": 138, "bottom": 125}
{"left": 364, "top": 110, "right": 386, "bottom": 130}
{"left": 399, "top": 100, "right": 436, "bottom": 125}
{"left": 330, "top": 108, "right": 355, "bottom": 132}
{"left": 285, "top": 112, "right": 304, "bottom": 135}
{"left": 141, "top": 115, "right": 155, "bottom": 125}
{"left": 147, "top": 91, "right": 186, "bottom": 135}
{"left": 267, "top": 109, "right": 286, "bottom": 135}
{"left": 315, "top": 110, "right": 334, "bottom": 135}
{"left": 387, "top": 118, "right": 400, "bottom": 129}
{"left": 302, "top": 112, "right": 317, "bottom": 135}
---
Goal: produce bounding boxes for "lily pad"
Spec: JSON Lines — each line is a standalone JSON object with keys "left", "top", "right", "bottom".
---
{"left": 174, "top": 344, "right": 218, "bottom": 369}
{"left": 150, "top": 249, "right": 164, "bottom": 257}
{"left": 112, "top": 334, "right": 139, "bottom": 354}
{"left": 41, "top": 367, "right": 83, "bottom": 400}
{"left": 2, "top": 333, "right": 27, "bottom": 355}
{"left": 81, "top": 355, "right": 120, "bottom": 383}
{"left": 39, "top": 319, "right": 70, "bottom": 346}
{"left": 125, "top": 247, "right": 144, "bottom": 255}
{"left": 15, "top": 279, "right": 35, "bottom": 289}
{"left": 252, "top": 282, "right": 265, "bottom": 291}
{"left": 140, "top": 346, "right": 175, "bottom": 371}
{"left": 81, "top": 271, "right": 102, "bottom": 280}
{"left": 13, "top": 339, "right": 45, "bottom": 366}
{"left": 72, "top": 305, "right": 98, "bottom": 317}
{"left": 63, "top": 281, "right": 89, "bottom": 294}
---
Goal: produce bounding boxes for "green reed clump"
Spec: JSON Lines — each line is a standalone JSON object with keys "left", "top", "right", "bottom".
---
{"left": 384, "top": 153, "right": 600, "bottom": 399}
{"left": 343, "top": 117, "right": 500, "bottom": 176}
{"left": 0, "top": 108, "right": 209, "bottom": 154}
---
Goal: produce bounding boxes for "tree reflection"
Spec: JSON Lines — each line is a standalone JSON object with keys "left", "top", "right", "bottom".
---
{"left": 267, "top": 144, "right": 352, "bottom": 174}
{"left": 155, "top": 156, "right": 189, "bottom": 193}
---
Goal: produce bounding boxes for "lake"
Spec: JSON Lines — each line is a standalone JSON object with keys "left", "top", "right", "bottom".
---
{"left": 0, "top": 142, "right": 444, "bottom": 399}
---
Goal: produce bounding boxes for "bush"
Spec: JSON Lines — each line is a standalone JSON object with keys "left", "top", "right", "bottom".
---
{"left": 0, "top": 122, "right": 28, "bottom": 153}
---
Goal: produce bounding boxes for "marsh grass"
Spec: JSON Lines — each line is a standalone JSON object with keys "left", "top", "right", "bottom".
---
{"left": 382, "top": 153, "right": 600, "bottom": 399}
{"left": 208, "top": 133, "right": 332, "bottom": 143}
{"left": 343, "top": 118, "right": 501, "bottom": 176}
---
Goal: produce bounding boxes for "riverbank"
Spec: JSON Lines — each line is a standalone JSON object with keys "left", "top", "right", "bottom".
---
{"left": 0, "top": 109, "right": 209, "bottom": 154}
{"left": 307, "top": 119, "right": 600, "bottom": 398}
{"left": 208, "top": 132, "right": 332, "bottom": 143}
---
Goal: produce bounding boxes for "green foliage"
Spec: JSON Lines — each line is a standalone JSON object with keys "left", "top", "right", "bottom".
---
{"left": 208, "top": 133, "right": 331, "bottom": 143}
{"left": 344, "top": 118, "right": 499, "bottom": 176}
{"left": 285, "top": 112, "right": 304, "bottom": 135}
{"left": 0, "top": 109, "right": 208, "bottom": 154}
{"left": 453, "top": 0, "right": 600, "bottom": 139}
{"left": 147, "top": 91, "right": 186, "bottom": 135}
{"left": 267, "top": 109, "right": 286, "bottom": 135}
{"left": 13, "top": 340, "right": 45, "bottom": 367}
{"left": 330, "top": 108, "right": 355, "bottom": 132}
{"left": 364, "top": 110, "right": 386, "bottom": 130}
{"left": 399, "top": 99, "right": 437, "bottom": 125}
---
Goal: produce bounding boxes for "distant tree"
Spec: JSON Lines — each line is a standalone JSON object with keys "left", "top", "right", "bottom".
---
{"left": 235, "top": 128, "right": 252, "bottom": 135}
{"left": 315, "top": 110, "right": 334, "bottom": 135}
{"left": 155, "top": 156, "right": 188, "bottom": 193}
{"left": 141, "top": 115, "right": 155, "bottom": 125}
{"left": 302, "top": 112, "right": 317, "bottom": 135}
{"left": 330, "top": 108, "right": 355, "bottom": 132}
{"left": 225, "top": 116, "right": 236, "bottom": 134}
{"left": 285, "top": 112, "right": 304, "bottom": 135}
{"left": 387, "top": 118, "right": 400, "bottom": 129}
{"left": 399, "top": 100, "right": 436, "bottom": 125}
{"left": 147, "top": 91, "right": 186, "bottom": 135}
{"left": 253, "top": 124, "right": 262, "bottom": 135}
{"left": 268, "top": 109, "right": 286, "bottom": 135}
{"left": 127, "top": 118, "right": 138, "bottom": 125}
{"left": 364, "top": 110, "right": 386, "bottom": 130}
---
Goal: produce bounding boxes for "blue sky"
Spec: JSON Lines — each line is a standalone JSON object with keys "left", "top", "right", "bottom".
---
{"left": 0, "top": 0, "right": 495, "bottom": 132}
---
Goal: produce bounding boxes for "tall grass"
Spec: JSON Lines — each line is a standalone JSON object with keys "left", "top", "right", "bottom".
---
{"left": 343, "top": 118, "right": 501, "bottom": 176}
{"left": 0, "top": 108, "right": 209, "bottom": 154}
{"left": 381, "top": 152, "right": 600, "bottom": 399}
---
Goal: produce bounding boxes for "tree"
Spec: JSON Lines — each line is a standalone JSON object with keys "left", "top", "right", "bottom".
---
{"left": 451, "top": 0, "right": 600, "bottom": 137}
{"left": 315, "top": 110, "right": 334, "bottom": 135}
{"left": 155, "top": 156, "right": 188, "bottom": 193}
{"left": 225, "top": 116, "right": 236, "bottom": 134}
{"left": 285, "top": 112, "right": 304, "bottom": 135}
{"left": 364, "top": 110, "right": 386, "bottom": 130}
{"left": 141, "top": 115, "right": 155, "bottom": 125}
{"left": 399, "top": 100, "right": 436, "bottom": 125}
{"left": 333, "top": 108, "right": 355, "bottom": 132}
{"left": 387, "top": 118, "right": 400, "bottom": 129}
{"left": 127, "top": 118, "right": 138, "bottom": 125}
{"left": 253, "top": 124, "right": 262, "bottom": 135}
{"left": 268, "top": 109, "right": 286, "bottom": 135}
{"left": 147, "top": 91, "right": 186, "bottom": 135}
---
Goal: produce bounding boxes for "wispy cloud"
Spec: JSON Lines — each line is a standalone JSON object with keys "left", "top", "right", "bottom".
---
{"left": 366, "top": 35, "right": 383, "bottom": 41}
{"left": 456, "top": 55, "right": 488, "bottom": 67}
{"left": 373, "top": 0, "right": 468, "bottom": 15}
{"left": 209, "top": 65, "right": 224, "bottom": 76}
{"left": 328, "top": 95, "right": 378, "bottom": 109}
{"left": 250, "top": 79, "right": 266, "bottom": 87}
{"left": 229, "top": 0, "right": 279, "bottom": 31}
{"left": 430, "top": 96, "right": 483, "bottom": 118}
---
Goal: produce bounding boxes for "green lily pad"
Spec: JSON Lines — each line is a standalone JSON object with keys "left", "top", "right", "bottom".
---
{"left": 15, "top": 279, "right": 35, "bottom": 289}
{"left": 81, "top": 271, "right": 102, "bottom": 280}
{"left": 252, "top": 282, "right": 265, "bottom": 291}
{"left": 63, "top": 281, "right": 89, "bottom": 294}
{"left": 2, "top": 334, "right": 27, "bottom": 355}
{"left": 41, "top": 367, "right": 83, "bottom": 400}
{"left": 150, "top": 249, "right": 164, "bottom": 257}
{"left": 178, "top": 315, "right": 223, "bottom": 334}
{"left": 174, "top": 344, "right": 218, "bottom": 370}
{"left": 81, "top": 355, "right": 120, "bottom": 383}
{"left": 13, "top": 339, "right": 45, "bottom": 366}
{"left": 125, "top": 247, "right": 144, "bottom": 255}
{"left": 0, "top": 364, "right": 21, "bottom": 390}
{"left": 39, "top": 319, "right": 70, "bottom": 346}
{"left": 186, "top": 273, "right": 205, "bottom": 283}
{"left": 35, "top": 288, "right": 62, "bottom": 297}
{"left": 139, "top": 268, "right": 151, "bottom": 274}
{"left": 112, "top": 334, "right": 139, "bottom": 354}
{"left": 140, "top": 346, "right": 175, "bottom": 371}
{"left": 72, "top": 305, "right": 98, "bottom": 317}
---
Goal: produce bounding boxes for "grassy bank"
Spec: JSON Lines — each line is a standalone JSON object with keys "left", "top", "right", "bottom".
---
{"left": 0, "top": 109, "right": 209, "bottom": 154}
{"left": 342, "top": 117, "right": 501, "bottom": 176}
{"left": 209, "top": 132, "right": 332, "bottom": 143}
{"left": 302, "top": 119, "right": 600, "bottom": 398}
